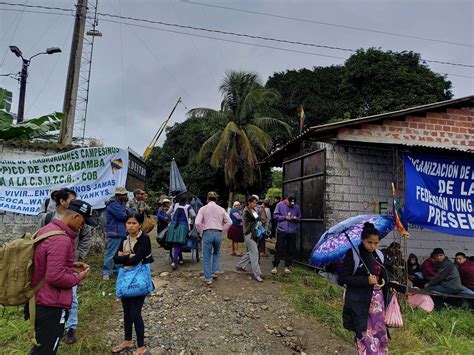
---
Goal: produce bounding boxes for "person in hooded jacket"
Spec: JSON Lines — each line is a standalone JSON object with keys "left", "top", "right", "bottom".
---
{"left": 339, "top": 222, "right": 390, "bottom": 355}
{"left": 407, "top": 253, "right": 425, "bottom": 288}
{"left": 102, "top": 187, "right": 131, "bottom": 280}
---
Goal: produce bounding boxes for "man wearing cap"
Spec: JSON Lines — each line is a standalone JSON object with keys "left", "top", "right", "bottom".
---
{"left": 425, "top": 248, "right": 474, "bottom": 297}
{"left": 30, "top": 200, "right": 96, "bottom": 354}
{"left": 127, "top": 188, "right": 151, "bottom": 214}
{"left": 271, "top": 196, "right": 302, "bottom": 275}
{"left": 102, "top": 187, "right": 131, "bottom": 280}
{"left": 37, "top": 188, "right": 93, "bottom": 345}
{"left": 195, "top": 192, "right": 232, "bottom": 285}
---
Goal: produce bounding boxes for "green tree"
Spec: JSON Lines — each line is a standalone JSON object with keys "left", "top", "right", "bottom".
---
{"left": 341, "top": 48, "right": 452, "bottom": 117}
{"left": 189, "top": 71, "right": 291, "bottom": 207}
{"left": 266, "top": 49, "right": 453, "bottom": 128}
{"left": 0, "top": 87, "right": 63, "bottom": 141}
{"left": 145, "top": 115, "right": 228, "bottom": 201}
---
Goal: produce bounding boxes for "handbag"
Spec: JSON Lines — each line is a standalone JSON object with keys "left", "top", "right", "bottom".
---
{"left": 141, "top": 215, "right": 156, "bottom": 233}
{"left": 385, "top": 292, "right": 403, "bottom": 328}
{"left": 116, "top": 263, "right": 154, "bottom": 298}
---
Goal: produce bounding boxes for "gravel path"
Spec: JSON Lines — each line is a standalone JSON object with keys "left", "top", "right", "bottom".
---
{"left": 106, "top": 238, "right": 353, "bottom": 354}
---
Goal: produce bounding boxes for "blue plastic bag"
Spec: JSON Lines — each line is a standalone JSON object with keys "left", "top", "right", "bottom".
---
{"left": 255, "top": 222, "right": 266, "bottom": 240}
{"left": 116, "top": 263, "right": 154, "bottom": 298}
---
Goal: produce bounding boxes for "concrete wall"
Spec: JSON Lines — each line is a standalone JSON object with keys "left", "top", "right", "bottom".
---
{"left": 324, "top": 142, "right": 474, "bottom": 260}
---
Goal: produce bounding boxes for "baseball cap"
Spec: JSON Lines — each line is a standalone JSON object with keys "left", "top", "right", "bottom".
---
{"left": 288, "top": 196, "right": 296, "bottom": 205}
{"left": 115, "top": 186, "right": 128, "bottom": 195}
{"left": 67, "top": 200, "right": 98, "bottom": 226}
{"left": 162, "top": 198, "right": 171, "bottom": 203}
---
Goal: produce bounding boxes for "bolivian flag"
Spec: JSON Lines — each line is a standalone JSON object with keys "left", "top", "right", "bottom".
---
{"left": 392, "top": 182, "right": 410, "bottom": 237}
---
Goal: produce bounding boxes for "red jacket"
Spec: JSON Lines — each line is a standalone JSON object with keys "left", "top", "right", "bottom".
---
{"left": 32, "top": 220, "right": 81, "bottom": 308}
{"left": 458, "top": 260, "right": 474, "bottom": 290}
{"left": 421, "top": 258, "right": 437, "bottom": 279}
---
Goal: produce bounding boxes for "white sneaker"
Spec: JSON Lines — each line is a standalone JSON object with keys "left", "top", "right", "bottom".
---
{"left": 284, "top": 267, "right": 291, "bottom": 274}
{"left": 271, "top": 267, "right": 278, "bottom": 274}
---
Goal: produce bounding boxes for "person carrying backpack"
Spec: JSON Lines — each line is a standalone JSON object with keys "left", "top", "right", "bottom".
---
{"left": 30, "top": 199, "right": 97, "bottom": 354}
{"left": 37, "top": 188, "right": 93, "bottom": 345}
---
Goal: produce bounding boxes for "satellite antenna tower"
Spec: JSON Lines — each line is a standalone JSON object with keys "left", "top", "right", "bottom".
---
{"left": 73, "top": 0, "right": 102, "bottom": 144}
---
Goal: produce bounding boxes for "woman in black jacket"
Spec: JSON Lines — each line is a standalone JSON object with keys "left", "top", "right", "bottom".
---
{"left": 112, "top": 213, "right": 154, "bottom": 355}
{"left": 338, "top": 222, "right": 389, "bottom": 355}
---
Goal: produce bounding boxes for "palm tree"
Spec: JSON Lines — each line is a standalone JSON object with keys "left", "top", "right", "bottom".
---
{"left": 189, "top": 71, "right": 291, "bottom": 207}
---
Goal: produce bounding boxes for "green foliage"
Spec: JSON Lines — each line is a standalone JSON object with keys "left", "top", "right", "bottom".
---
{"left": 271, "top": 169, "right": 282, "bottom": 188}
{"left": 266, "top": 48, "right": 453, "bottom": 129}
{"left": 145, "top": 115, "right": 229, "bottom": 201}
{"left": 276, "top": 266, "right": 474, "bottom": 354}
{"left": 191, "top": 71, "right": 291, "bottom": 196}
{"left": 265, "top": 187, "right": 282, "bottom": 200}
{"left": 0, "top": 87, "right": 63, "bottom": 141}
{"left": 0, "top": 87, "right": 12, "bottom": 112}
{"left": 341, "top": 49, "right": 453, "bottom": 118}
{"left": 0, "top": 256, "right": 117, "bottom": 353}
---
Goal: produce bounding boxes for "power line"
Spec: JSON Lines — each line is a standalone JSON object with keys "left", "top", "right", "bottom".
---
{"left": 181, "top": 0, "right": 474, "bottom": 49}
{"left": 0, "top": 0, "right": 28, "bottom": 67}
{"left": 102, "top": 0, "right": 200, "bottom": 108}
{"left": 25, "top": 20, "right": 73, "bottom": 116}
{"left": 100, "top": 18, "right": 348, "bottom": 61}
{"left": 101, "top": 19, "right": 474, "bottom": 81}
{"left": 1, "top": 2, "right": 473, "bottom": 68}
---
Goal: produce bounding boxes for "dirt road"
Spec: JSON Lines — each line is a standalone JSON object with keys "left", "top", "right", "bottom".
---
{"left": 107, "top": 239, "right": 353, "bottom": 354}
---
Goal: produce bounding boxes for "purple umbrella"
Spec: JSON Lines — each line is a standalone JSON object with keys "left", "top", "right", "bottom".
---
{"left": 309, "top": 214, "right": 394, "bottom": 267}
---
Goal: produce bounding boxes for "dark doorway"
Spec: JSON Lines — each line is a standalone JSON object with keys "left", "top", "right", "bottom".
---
{"left": 282, "top": 149, "right": 326, "bottom": 263}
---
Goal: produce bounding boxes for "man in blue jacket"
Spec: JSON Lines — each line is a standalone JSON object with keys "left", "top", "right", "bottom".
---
{"left": 102, "top": 186, "right": 131, "bottom": 280}
{"left": 271, "top": 196, "right": 302, "bottom": 275}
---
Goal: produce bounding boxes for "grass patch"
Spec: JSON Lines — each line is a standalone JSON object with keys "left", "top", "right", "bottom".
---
{"left": 0, "top": 256, "right": 118, "bottom": 354}
{"left": 275, "top": 266, "right": 474, "bottom": 354}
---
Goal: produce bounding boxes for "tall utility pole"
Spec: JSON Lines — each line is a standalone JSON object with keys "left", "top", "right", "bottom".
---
{"left": 59, "top": 0, "right": 88, "bottom": 145}
{"left": 17, "top": 58, "right": 28, "bottom": 122}
{"left": 74, "top": 0, "right": 101, "bottom": 144}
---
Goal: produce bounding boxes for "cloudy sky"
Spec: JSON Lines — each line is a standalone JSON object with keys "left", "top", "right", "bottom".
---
{"left": 1, "top": 0, "right": 473, "bottom": 154}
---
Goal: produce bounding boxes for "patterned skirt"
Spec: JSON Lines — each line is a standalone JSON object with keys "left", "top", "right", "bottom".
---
{"left": 166, "top": 224, "right": 188, "bottom": 244}
{"left": 227, "top": 224, "right": 244, "bottom": 242}
{"left": 356, "top": 288, "right": 389, "bottom": 355}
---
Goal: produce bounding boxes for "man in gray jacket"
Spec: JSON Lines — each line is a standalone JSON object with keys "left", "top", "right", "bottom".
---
{"left": 38, "top": 187, "right": 93, "bottom": 345}
{"left": 425, "top": 248, "right": 474, "bottom": 297}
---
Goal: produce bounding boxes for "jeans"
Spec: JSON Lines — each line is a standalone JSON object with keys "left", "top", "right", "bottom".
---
{"left": 426, "top": 284, "right": 474, "bottom": 296}
{"left": 65, "top": 285, "right": 78, "bottom": 330}
{"left": 202, "top": 230, "right": 222, "bottom": 281}
{"left": 102, "top": 236, "right": 124, "bottom": 277}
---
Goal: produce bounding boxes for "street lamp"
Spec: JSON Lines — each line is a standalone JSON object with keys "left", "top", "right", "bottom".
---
{"left": 9, "top": 45, "right": 62, "bottom": 123}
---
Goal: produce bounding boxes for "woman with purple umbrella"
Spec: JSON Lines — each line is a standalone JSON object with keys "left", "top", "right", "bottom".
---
{"left": 339, "top": 222, "right": 390, "bottom": 355}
